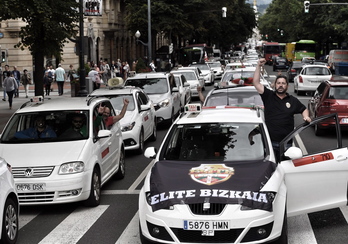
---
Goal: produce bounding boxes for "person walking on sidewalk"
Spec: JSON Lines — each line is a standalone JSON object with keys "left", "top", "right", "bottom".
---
{"left": 43, "top": 71, "right": 52, "bottom": 96}
{"left": 55, "top": 64, "right": 67, "bottom": 96}
{"left": 2, "top": 71, "right": 18, "bottom": 109}
{"left": 20, "top": 69, "right": 32, "bottom": 98}
{"left": 2, "top": 64, "right": 10, "bottom": 101}
{"left": 12, "top": 66, "right": 21, "bottom": 98}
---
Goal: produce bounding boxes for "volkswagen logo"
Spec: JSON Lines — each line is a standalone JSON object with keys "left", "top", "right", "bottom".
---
{"left": 24, "top": 168, "right": 34, "bottom": 177}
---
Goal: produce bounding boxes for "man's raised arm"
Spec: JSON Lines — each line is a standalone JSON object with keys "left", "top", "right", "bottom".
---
{"left": 253, "top": 58, "right": 266, "bottom": 94}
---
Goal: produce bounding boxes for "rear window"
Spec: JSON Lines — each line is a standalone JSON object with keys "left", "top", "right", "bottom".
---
{"left": 125, "top": 78, "right": 168, "bottom": 94}
{"left": 329, "top": 86, "right": 348, "bottom": 99}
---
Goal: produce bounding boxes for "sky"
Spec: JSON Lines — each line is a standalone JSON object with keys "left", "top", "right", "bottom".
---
{"left": 247, "top": 0, "right": 272, "bottom": 5}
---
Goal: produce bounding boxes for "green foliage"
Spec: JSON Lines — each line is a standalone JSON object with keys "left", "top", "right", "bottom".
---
{"left": 136, "top": 58, "right": 151, "bottom": 73}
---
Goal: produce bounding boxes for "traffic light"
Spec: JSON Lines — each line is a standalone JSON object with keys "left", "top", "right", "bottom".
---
{"left": 304, "top": 1, "right": 310, "bottom": 13}
{"left": 222, "top": 7, "right": 227, "bottom": 18}
{"left": 1, "top": 51, "right": 6, "bottom": 63}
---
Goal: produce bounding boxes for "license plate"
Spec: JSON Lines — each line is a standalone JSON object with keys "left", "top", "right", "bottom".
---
{"left": 16, "top": 183, "right": 46, "bottom": 192}
{"left": 342, "top": 118, "right": 348, "bottom": 123}
{"left": 183, "top": 220, "right": 230, "bottom": 231}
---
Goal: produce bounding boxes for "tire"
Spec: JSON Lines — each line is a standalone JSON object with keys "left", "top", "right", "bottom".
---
{"left": 149, "top": 121, "right": 157, "bottom": 142}
{"left": 1, "top": 198, "right": 18, "bottom": 244}
{"left": 135, "top": 131, "right": 145, "bottom": 155}
{"left": 84, "top": 167, "right": 101, "bottom": 207}
{"left": 115, "top": 149, "right": 125, "bottom": 179}
{"left": 273, "top": 208, "right": 288, "bottom": 244}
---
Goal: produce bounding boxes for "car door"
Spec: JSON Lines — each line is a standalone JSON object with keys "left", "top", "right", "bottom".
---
{"left": 279, "top": 113, "right": 348, "bottom": 217}
{"left": 308, "top": 82, "right": 327, "bottom": 117}
{"left": 93, "top": 101, "right": 120, "bottom": 182}
{"left": 137, "top": 91, "right": 152, "bottom": 139}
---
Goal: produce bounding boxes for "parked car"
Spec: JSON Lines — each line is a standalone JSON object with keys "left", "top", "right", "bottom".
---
{"left": 89, "top": 86, "right": 157, "bottom": 154}
{"left": 125, "top": 72, "right": 181, "bottom": 125}
{"left": 273, "top": 57, "right": 289, "bottom": 71}
{"left": 308, "top": 80, "right": 348, "bottom": 135}
{"left": 0, "top": 97, "right": 125, "bottom": 206}
{"left": 189, "top": 63, "right": 215, "bottom": 85}
{"left": 172, "top": 74, "right": 191, "bottom": 107}
{"left": 0, "top": 158, "right": 19, "bottom": 244}
{"left": 171, "top": 70, "right": 203, "bottom": 99}
{"left": 139, "top": 104, "right": 347, "bottom": 244}
{"left": 286, "top": 61, "right": 303, "bottom": 82}
{"left": 203, "top": 86, "right": 264, "bottom": 107}
{"left": 294, "top": 64, "right": 332, "bottom": 95}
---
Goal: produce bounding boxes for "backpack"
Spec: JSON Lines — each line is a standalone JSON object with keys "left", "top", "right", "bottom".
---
{"left": 47, "top": 71, "right": 53, "bottom": 83}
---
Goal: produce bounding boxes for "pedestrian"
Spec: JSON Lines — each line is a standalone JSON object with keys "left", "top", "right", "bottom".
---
{"left": 2, "top": 71, "right": 18, "bottom": 109}
{"left": 12, "top": 66, "right": 21, "bottom": 97}
{"left": 55, "top": 64, "right": 67, "bottom": 96}
{"left": 2, "top": 64, "right": 10, "bottom": 101}
{"left": 43, "top": 71, "right": 52, "bottom": 96}
{"left": 67, "top": 64, "right": 76, "bottom": 82}
{"left": 123, "top": 61, "right": 129, "bottom": 80}
{"left": 20, "top": 69, "right": 32, "bottom": 98}
{"left": 88, "top": 66, "right": 100, "bottom": 90}
{"left": 110, "top": 60, "right": 117, "bottom": 78}
{"left": 150, "top": 60, "right": 156, "bottom": 72}
{"left": 48, "top": 65, "right": 56, "bottom": 92}
{"left": 252, "top": 58, "right": 311, "bottom": 161}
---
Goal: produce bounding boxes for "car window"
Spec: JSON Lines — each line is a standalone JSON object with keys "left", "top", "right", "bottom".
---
{"left": 1, "top": 111, "right": 90, "bottom": 142}
{"left": 110, "top": 95, "right": 134, "bottom": 111}
{"left": 329, "top": 86, "right": 348, "bottom": 99}
{"left": 160, "top": 123, "right": 266, "bottom": 161}
{"left": 178, "top": 72, "right": 197, "bottom": 80}
{"left": 125, "top": 78, "right": 168, "bottom": 94}
{"left": 221, "top": 72, "right": 254, "bottom": 82}
{"left": 205, "top": 92, "right": 263, "bottom": 107}
{"left": 305, "top": 67, "right": 330, "bottom": 75}
{"left": 138, "top": 91, "right": 149, "bottom": 105}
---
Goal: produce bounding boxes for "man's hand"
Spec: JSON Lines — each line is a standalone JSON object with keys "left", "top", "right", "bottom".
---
{"left": 98, "top": 104, "right": 105, "bottom": 114}
{"left": 258, "top": 58, "right": 266, "bottom": 67}
{"left": 123, "top": 98, "right": 129, "bottom": 106}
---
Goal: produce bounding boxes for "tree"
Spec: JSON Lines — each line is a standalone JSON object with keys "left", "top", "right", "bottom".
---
{"left": 0, "top": 0, "right": 79, "bottom": 96}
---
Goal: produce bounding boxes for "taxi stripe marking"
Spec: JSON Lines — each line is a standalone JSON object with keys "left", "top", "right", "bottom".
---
{"left": 101, "top": 147, "right": 110, "bottom": 158}
{"left": 293, "top": 152, "right": 334, "bottom": 167}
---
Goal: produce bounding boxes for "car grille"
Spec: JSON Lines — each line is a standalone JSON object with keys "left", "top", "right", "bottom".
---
{"left": 18, "top": 192, "right": 55, "bottom": 203}
{"left": 12, "top": 166, "right": 54, "bottom": 178}
{"left": 171, "top": 228, "right": 243, "bottom": 243}
{"left": 188, "top": 203, "right": 226, "bottom": 215}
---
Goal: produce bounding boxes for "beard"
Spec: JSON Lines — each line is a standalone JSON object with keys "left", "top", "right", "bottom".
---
{"left": 276, "top": 86, "right": 287, "bottom": 95}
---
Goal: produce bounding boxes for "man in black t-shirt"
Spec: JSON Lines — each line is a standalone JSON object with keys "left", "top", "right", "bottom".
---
{"left": 253, "top": 58, "right": 311, "bottom": 160}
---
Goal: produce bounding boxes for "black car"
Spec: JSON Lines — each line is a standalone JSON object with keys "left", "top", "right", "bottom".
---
{"left": 273, "top": 57, "right": 289, "bottom": 71}
{"left": 286, "top": 61, "right": 303, "bottom": 82}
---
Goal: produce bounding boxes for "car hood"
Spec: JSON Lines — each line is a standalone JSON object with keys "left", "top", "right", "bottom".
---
{"left": 148, "top": 94, "right": 169, "bottom": 104}
{"left": 0, "top": 140, "right": 88, "bottom": 167}
{"left": 148, "top": 160, "right": 276, "bottom": 212}
{"left": 119, "top": 111, "right": 135, "bottom": 126}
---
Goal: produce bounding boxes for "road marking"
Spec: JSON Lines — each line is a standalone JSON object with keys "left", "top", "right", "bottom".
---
{"left": 19, "top": 210, "right": 41, "bottom": 229}
{"left": 115, "top": 211, "right": 140, "bottom": 244}
{"left": 128, "top": 159, "right": 155, "bottom": 192}
{"left": 38, "top": 205, "right": 108, "bottom": 244}
{"left": 340, "top": 205, "right": 348, "bottom": 223}
{"left": 295, "top": 134, "right": 308, "bottom": 155}
{"left": 102, "top": 190, "right": 140, "bottom": 195}
{"left": 288, "top": 214, "right": 317, "bottom": 244}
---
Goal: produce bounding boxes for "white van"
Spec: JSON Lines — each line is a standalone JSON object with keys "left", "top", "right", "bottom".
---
{"left": 327, "top": 49, "right": 348, "bottom": 72}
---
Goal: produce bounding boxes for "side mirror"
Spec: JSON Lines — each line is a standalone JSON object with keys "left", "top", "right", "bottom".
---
{"left": 140, "top": 104, "right": 151, "bottom": 112}
{"left": 284, "top": 147, "right": 303, "bottom": 160}
{"left": 144, "top": 147, "right": 157, "bottom": 159}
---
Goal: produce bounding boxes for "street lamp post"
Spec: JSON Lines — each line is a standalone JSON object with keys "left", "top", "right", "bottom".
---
{"left": 78, "top": 0, "right": 87, "bottom": 96}
{"left": 135, "top": 0, "right": 152, "bottom": 64}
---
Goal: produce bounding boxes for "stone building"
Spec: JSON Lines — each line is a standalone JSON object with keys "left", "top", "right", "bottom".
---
{"left": 0, "top": 1, "right": 143, "bottom": 75}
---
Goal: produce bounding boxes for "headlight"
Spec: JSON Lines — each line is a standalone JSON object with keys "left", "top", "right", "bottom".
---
{"left": 122, "top": 122, "right": 136, "bottom": 132}
{"left": 158, "top": 98, "right": 170, "bottom": 107}
{"left": 59, "top": 161, "right": 84, "bottom": 174}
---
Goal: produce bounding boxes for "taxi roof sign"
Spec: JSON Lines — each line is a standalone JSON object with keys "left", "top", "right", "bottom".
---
{"left": 30, "top": 96, "right": 44, "bottom": 104}
{"left": 185, "top": 104, "right": 201, "bottom": 112}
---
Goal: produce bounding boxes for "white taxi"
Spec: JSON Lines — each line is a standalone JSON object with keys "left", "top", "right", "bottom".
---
{"left": 0, "top": 158, "right": 19, "bottom": 243}
{"left": 89, "top": 86, "right": 157, "bottom": 154}
{"left": 0, "top": 97, "right": 125, "bottom": 206}
{"left": 139, "top": 104, "right": 348, "bottom": 244}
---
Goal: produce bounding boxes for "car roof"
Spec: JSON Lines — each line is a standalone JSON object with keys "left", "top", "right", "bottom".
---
{"left": 327, "top": 80, "right": 348, "bottom": 86}
{"left": 127, "top": 72, "right": 168, "bottom": 79}
{"left": 89, "top": 86, "right": 143, "bottom": 96}
{"left": 171, "top": 70, "right": 195, "bottom": 74}
{"left": 224, "top": 67, "right": 256, "bottom": 72}
{"left": 15, "top": 97, "right": 108, "bottom": 114}
{"left": 177, "top": 106, "right": 264, "bottom": 125}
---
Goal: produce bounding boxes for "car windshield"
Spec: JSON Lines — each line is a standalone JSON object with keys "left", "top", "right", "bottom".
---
{"left": 205, "top": 91, "right": 264, "bottom": 107}
{"left": 109, "top": 95, "right": 135, "bottom": 111}
{"left": 175, "top": 72, "right": 197, "bottom": 81}
{"left": 208, "top": 63, "right": 221, "bottom": 68}
{"left": 329, "top": 86, "right": 348, "bottom": 99}
{"left": 277, "top": 58, "right": 287, "bottom": 62}
{"left": 125, "top": 78, "right": 168, "bottom": 94}
{"left": 304, "top": 67, "right": 330, "bottom": 75}
{"left": 221, "top": 71, "right": 254, "bottom": 83}
{"left": 191, "top": 64, "right": 209, "bottom": 70}
{"left": 1, "top": 111, "right": 90, "bottom": 143}
{"left": 160, "top": 123, "right": 266, "bottom": 161}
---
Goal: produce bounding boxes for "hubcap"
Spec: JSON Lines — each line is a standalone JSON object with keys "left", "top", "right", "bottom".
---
{"left": 6, "top": 204, "right": 17, "bottom": 240}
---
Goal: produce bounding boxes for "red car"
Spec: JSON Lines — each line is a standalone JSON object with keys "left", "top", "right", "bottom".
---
{"left": 308, "top": 80, "right": 348, "bottom": 135}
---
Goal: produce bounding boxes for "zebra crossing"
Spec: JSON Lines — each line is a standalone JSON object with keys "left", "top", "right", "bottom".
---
{"left": 18, "top": 204, "right": 348, "bottom": 243}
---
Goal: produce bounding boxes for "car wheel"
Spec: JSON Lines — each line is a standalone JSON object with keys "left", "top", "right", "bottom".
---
{"left": 135, "top": 131, "right": 145, "bottom": 155}
{"left": 273, "top": 208, "right": 288, "bottom": 244}
{"left": 1, "top": 198, "right": 18, "bottom": 244}
{"left": 114, "top": 149, "right": 125, "bottom": 179}
{"left": 314, "top": 124, "right": 324, "bottom": 136}
{"left": 84, "top": 167, "right": 101, "bottom": 207}
{"left": 149, "top": 121, "right": 157, "bottom": 142}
